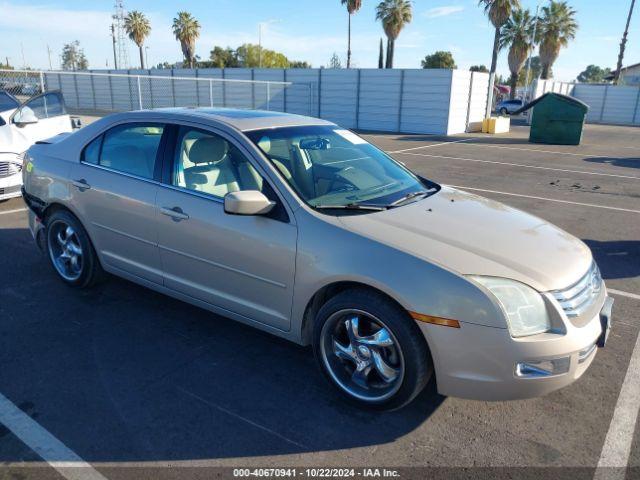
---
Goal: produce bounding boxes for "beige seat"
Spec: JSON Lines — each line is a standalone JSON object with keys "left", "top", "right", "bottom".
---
{"left": 183, "top": 137, "right": 240, "bottom": 197}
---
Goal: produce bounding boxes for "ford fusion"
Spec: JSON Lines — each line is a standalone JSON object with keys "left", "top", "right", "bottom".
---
{"left": 22, "top": 108, "right": 612, "bottom": 409}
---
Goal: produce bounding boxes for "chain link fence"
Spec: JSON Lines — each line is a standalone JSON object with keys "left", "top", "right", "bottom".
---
{"left": 0, "top": 70, "right": 45, "bottom": 102}
{"left": 0, "top": 69, "right": 314, "bottom": 117}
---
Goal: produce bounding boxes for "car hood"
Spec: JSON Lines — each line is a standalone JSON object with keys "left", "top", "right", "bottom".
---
{"left": 338, "top": 186, "right": 591, "bottom": 292}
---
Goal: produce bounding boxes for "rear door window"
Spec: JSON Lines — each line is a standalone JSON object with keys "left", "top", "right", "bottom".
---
{"left": 85, "top": 123, "right": 165, "bottom": 179}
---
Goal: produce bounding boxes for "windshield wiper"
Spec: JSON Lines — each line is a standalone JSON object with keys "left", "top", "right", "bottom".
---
{"left": 388, "top": 190, "right": 434, "bottom": 207}
{"left": 313, "top": 203, "right": 387, "bottom": 211}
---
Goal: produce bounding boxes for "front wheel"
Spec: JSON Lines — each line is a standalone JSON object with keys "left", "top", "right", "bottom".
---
{"left": 313, "top": 289, "right": 432, "bottom": 410}
{"left": 499, "top": 107, "right": 508, "bottom": 115}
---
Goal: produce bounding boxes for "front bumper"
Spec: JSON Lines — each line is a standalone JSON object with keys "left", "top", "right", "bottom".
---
{"left": 0, "top": 172, "right": 22, "bottom": 201}
{"left": 418, "top": 293, "right": 612, "bottom": 401}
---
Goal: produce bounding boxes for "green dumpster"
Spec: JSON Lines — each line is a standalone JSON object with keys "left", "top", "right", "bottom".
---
{"left": 515, "top": 92, "right": 589, "bottom": 145}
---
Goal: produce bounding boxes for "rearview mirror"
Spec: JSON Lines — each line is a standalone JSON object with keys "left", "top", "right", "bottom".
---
{"left": 299, "top": 137, "right": 331, "bottom": 150}
{"left": 224, "top": 190, "right": 275, "bottom": 216}
{"left": 13, "top": 108, "right": 39, "bottom": 127}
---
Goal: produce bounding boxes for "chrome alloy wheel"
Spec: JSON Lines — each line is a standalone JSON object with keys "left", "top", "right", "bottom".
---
{"left": 320, "top": 309, "right": 405, "bottom": 402}
{"left": 48, "top": 221, "right": 83, "bottom": 281}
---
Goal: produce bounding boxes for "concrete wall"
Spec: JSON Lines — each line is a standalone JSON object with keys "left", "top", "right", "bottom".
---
{"left": 44, "top": 68, "right": 490, "bottom": 135}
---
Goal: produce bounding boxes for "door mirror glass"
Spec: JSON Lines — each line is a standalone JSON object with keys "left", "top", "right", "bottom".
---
{"left": 13, "top": 107, "right": 39, "bottom": 126}
{"left": 224, "top": 190, "right": 275, "bottom": 215}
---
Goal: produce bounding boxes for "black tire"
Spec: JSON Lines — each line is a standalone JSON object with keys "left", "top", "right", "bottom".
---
{"left": 313, "top": 288, "right": 432, "bottom": 411}
{"left": 45, "top": 209, "right": 104, "bottom": 288}
{"left": 499, "top": 107, "right": 509, "bottom": 116}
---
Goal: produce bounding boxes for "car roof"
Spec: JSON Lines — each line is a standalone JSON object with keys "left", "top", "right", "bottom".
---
{"left": 148, "top": 107, "right": 335, "bottom": 132}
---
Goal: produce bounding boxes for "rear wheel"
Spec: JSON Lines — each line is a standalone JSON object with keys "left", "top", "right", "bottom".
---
{"left": 46, "top": 210, "right": 103, "bottom": 288}
{"left": 313, "top": 289, "right": 432, "bottom": 410}
{"left": 499, "top": 107, "right": 508, "bottom": 115}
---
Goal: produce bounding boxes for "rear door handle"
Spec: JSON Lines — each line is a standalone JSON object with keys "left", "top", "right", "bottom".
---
{"left": 71, "top": 179, "right": 91, "bottom": 191}
{"left": 160, "top": 206, "right": 189, "bottom": 221}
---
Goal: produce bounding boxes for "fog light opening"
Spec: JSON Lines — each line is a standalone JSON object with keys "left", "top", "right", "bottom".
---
{"left": 515, "top": 357, "right": 570, "bottom": 378}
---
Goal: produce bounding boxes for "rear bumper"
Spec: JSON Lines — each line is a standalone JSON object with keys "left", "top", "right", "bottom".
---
{"left": 419, "top": 295, "right": 612, "bottom": 401}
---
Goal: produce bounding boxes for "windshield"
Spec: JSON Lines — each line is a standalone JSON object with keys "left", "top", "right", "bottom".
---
{"left": 246, "top": 126, "right": 438, "bottom": 209}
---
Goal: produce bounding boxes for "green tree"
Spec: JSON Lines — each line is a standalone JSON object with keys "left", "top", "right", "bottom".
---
{"left": 478, "top": 0, "right": 521, "bottom": 79}
{"left": 236, "top": 44, "right": 289, "bottom": 68}
{"left": 341, "top": 0, "right": 362, "bottom": 68}
{"left": 172, "top": 11, "right": 201, "bottom": 68}
{"left": 614, "top": 0, "right": 636, "bottom": 84}
{"left": 421, "top": 51, "right": 457, "bottom": 69}
{"left": 376, "top": 0, "right": 413, "bottom": 68}
{"left": 499, "top": 8, "right": 535, "bottom": 98}
{"left": 536, "top": 1, "right": 578, "bottom": 79}
{"left": 289, "top": 60, "right": 312, "bottom": 68}
{"left": 577, "top": 65, "right": 611, "bottom": 83}
{"left": 378, "top": 38, "right": 384, "bottom": 68}
{"left": 517, "top": 55, "right": 547, "bottom": 84}
{"left": 209, "top": 46, "right": 240, "bottom": 68}
{"left": 470, "top": 65, "right": 489, "bottom": 72}
{"left": 328, "top": 52, "right": 343, "bottom": 68}
{"left": 124, "top": 11, "right": 151, "bottom": 69}
{"left": 61, "top": 41, "right": 88, "bottom": 71}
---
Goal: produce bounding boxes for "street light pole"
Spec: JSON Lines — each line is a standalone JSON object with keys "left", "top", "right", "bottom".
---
{"left": 145, "top": 46, "right": 150, "bottom": 70}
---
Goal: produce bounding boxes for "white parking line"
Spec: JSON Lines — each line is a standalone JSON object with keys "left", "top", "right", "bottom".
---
{"left": 448, "top": 185, "right": 640, "bottom": 214}
{"left": 388, "top": 138, "right": 474, "bottom": 154}
{"left": 594, "top": 325, "right": 640, "bottom": 480}
{"left": 397, "top": 152, "right": 640, "bottom": 180}
{"left": 609, "top": 289, "right": 640, "bottom": 301}
{"left": 446, "top": 142, "right": 603, "bottom": 157}
{"left": 0, "top": 392, "right": 107, "bottom": 480}
{"left": 0, "top": 208, "right": 27, "bottom": 215}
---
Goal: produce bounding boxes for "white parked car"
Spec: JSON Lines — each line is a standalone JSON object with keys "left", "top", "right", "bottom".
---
{"left": 0, "top": 91, "right": 74, "bottom": 201}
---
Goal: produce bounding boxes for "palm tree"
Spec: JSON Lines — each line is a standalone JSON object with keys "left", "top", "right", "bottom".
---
{"left": 341, "top": 0, "right": 362, "bottom": 68}
{"left": 499, "top": 8, "right": 535, "bottom": 99}
{"left": 614, "top": 0, "right": 635, "bottom": 84}
{"left": 536, "top": 1, "right": 578, "bottom": 79}
{"left": 172, "top": 11, "right": 201, "bottom": 68}
{"left": 376, "top": 0, "right": 412, "bottom": 68}
{"left": 479, "top": 0, "right": 521, "bottom": 78}
{"left": 124, "top": 11, "right": 151, "bottom": 69}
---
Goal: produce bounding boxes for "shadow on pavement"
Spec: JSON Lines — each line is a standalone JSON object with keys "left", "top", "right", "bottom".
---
{"left": 0, "top": 227, "right": 445, "bottom": 463}
{"left": 584, "top": 239, "right": 640, "bottom": 281}
{"left": 584, "top": 157, "right": 640, "bottom": 170}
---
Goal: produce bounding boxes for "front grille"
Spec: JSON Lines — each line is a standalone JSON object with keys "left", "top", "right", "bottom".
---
{"left": 0, "top": 184, "right": 22, "bottom": 196}
{"left": 0, "top": 161, "right": 21, "bottom": 178}
{"left": 551, "top": 262, "right": 603, "bottom": 318}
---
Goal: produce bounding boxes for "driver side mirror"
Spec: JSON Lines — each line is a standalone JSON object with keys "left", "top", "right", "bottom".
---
{"left": 224, "top": 190, "right": 275, "bottom": 216}
{"left": 13, "top": 108, "right": 39, "bottom": 127}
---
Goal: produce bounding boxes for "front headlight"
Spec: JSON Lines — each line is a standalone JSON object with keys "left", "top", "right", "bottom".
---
{"left": 470, "top": 276, "right": 551, "bottom": 338}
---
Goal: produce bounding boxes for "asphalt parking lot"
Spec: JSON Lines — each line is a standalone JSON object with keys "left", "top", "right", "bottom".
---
{"left": 0, "top": 120, "right": 639, "bottom": 479}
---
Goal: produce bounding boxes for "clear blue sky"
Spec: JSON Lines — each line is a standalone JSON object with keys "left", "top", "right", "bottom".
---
{"left": 1, "top": 0, "right": 637, "bottom": 81}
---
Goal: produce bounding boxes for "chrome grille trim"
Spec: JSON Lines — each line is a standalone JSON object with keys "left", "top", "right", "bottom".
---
{"left": 0, "top": 161, "right": 21, "bottom": 178}
{"left": 551, "top": 262, "right": 603, "bottom": 318}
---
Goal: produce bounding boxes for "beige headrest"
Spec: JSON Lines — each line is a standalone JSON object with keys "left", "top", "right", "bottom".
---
{"left": 189, "top": 136, "right": 228, "bottom": 165}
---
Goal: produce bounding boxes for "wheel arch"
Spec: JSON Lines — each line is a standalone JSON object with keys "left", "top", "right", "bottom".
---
{"left": 300, "top": 280, "right": 415, "bottom": 346}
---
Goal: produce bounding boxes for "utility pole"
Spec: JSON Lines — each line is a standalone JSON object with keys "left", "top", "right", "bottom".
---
{"left": 614, "top": 0, "right": 636, "bottom": 85}
{"left": 258, "top": 23, "right": 263, "bottom": 68}
{"left": 110, "top": 24, "right": 118, "bottom": 70}
{"left": 145, "top": 46, "right": 149, "bottom": 69}
{"left": 20, "top": 43, "right": 26, "bottom": 69}
{"left": 46, "top": 44, "right": 53, "bottom": 70}
{"left": 523, "top": 0, "right": 542, "bottom": 100}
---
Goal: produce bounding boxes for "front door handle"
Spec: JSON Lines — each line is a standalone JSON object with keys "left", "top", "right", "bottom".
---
{"left": 71, "top": 179, "right": 91, "bottom": 191}
{"left": 160, "top": 206, "right": 189, "bottom": 221}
